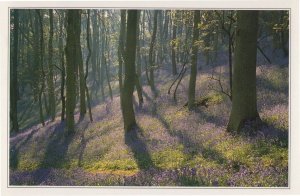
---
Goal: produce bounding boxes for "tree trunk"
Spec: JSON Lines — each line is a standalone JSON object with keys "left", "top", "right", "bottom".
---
{"left": 188, "top": 10, "right": 200, "bottom": 110}
{"left": 85, "top": 10, "right": 93, "bottom": 122}
{"left": 148, "top": 10, "right": 158, "bottom": 97}
{"left": 171, "top": 18, "right": 177, "bottom": 75}
{"left": 227, "top": 11, "right": 261, "bottom": 132}
{"left": 59, "top": 11, "right": 66, "bottom": 121}
{"left": 135, "top": 11, "right": 143, "bottom": 106}
{"left": 36, "top": 10, "right": 45, "bottom": 126}
{"left": 47, "top": 9, "right": 56, "bottom": 121}
{"left": 66, "top": 10, "right": 81, "bottom": 134}
{"left": 121, "top": 10, "right": 138, "bottom": 132}
{"left": 118, "top": 10, "right": 126, "bottom": 95}
{"left": 105, "top": 34, "right": 113, "bottom": 100}
{"left": 10, "top": 9, "right": 19, "bottom": 132}
{"left": 78, "top": 12, "right": 86, "bottom": 117}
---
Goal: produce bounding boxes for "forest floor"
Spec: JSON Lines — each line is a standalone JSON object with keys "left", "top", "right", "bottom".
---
{"left": 9, "top": 63, "right": 289, "bottom": 186}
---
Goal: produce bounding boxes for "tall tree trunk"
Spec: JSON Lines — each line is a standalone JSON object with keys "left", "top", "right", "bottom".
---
{"left": 148, "top": 10, "right": 158, "bottom": 97}
{"left": 66, "top": 10, "right": 80, "bottom": 134}
{"left": 85, "top": 10, "right": 93, "bottom": 122}
{"left": 188, "top": 10, "right": 200, "bottom": 110}
{"left": 135, "top": 11, "right": 143, "bottom": 106}
{"left": 10, "top": 9, "right": 19, "bottom": 132}
{"left": 36, "top": 10, "right": 45, "bottom": 126}
{"left": 118, "top": 10, "right": 126, "bottom": 95}
{"left": 59, "top": 11, "right": 66, "bottom": 121}
{"left": 121, "top": 10, "right": 138, "bottom": 132}
{"left": 227, "top": 11, "right": 261, "bottom": 132}
{"left": 48, "top": 9, "right": 56, "bottom": 121}
{"left": 78, "top": 12, "right": 86, "bottom": 117}
{"left": 171, "top": 16, "right": 177, "bottom": 75}
{"left": 105, "top": 32, "right": 113, "bottom": 100}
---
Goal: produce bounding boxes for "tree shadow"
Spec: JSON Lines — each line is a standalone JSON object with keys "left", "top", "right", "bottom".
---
{"left": 256, "top": 75, "right": 288, "bottom": 95}
{"left": 193, "top": 107, "right": 227, "bottom": 127}
{"left": 10, "top": 128, "right": 39, "bottom": 170}
{"left": 34, "top": 121, "right": 73, "bottom": 184}
{"left": 155, "top": 112, "right": 227, "bottom": 165}
{"left": 125, "top": 125, "right": 155, "bottom": 170}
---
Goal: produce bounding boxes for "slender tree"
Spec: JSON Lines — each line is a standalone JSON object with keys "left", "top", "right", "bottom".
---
{"left": 188, "top": 10, "right": 200, "bottom": 110}
{"left": 148, "top": 10, "right": 158, "bottom": 97}
{"left": 58, "top": 10, "right": 66, "bottom": 121}
{"left": 85, "top": 10, "right": 93, "bottom": 122}
{"left": 47, "top": 9, "right": 56, "bottom": 121}
{"left": 36, "top": 10, "right": 45, "bottom": 126}
{"left": 10, "top": 9, "right": 19, "bottom": 132}
{"left": 227, "top": 11, "right": 261, "bottom": 132}
{"left": 171, "top": 11, "right": 178, "bottom": 75}
{"left": 118, "top": 10, "right": 126, "bottom": 93}
{"left": 78, "top": 11, "right": 86, "bottom": 117}
{"left": 121, "top": 10, "right": 138, "bottom": 132}
{"left": 135, "top": 11, "right": 144, "bottom": 106}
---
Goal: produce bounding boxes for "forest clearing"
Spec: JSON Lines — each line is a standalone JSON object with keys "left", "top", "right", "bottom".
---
{"left": 9, "top": 9, "right": 289, "bottom": 186}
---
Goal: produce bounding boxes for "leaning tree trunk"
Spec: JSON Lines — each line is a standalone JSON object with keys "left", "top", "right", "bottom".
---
{"left": 48, "top": 9, "right": 56, "bottom": 121}
{"left": 85, "top": 10, "right": 93, "bottom": 122}
{"left": 66, "top": 10, "right": 81, "bottom": 134}
{"left": 187, "top": 10, "right": 200, "bottom": 110}
{"left": 10, "top": 9, "right": 19, "bottom": 132}
{"left": 227, "top": 11, "right": 261, "bottom": 133}
{"left": 121, "top": 10, "right": 138, "bottom": 132}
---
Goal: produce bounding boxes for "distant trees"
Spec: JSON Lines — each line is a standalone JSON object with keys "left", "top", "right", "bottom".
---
{"left": 227, "top": 11, "right": 261, "bottom": 132}
{"left": 121, "top": 10, "right": 138, "bottom": 132}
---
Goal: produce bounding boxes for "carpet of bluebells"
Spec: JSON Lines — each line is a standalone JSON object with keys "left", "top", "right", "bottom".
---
{"left": 9, "top": 64, "right": 288, "bottom": 186}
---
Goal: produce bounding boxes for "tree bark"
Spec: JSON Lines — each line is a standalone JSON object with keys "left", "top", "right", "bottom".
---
{"left": 171, "top": 15, "right": 177, "bottom": 75}
{"left": 148, "top": 10, "right": 158, "bottom": 97}
{"left": 188, "top": 10, "right": 200, "bottom": 110}
{"left": 118, "top": 10, "right": 126, "bottom": 95}
{"left": 10, "top": 9, "right": 19, "bottom": 132}
{"left": 36, "top": 10, "right": 45, "bottom": 126}
{"left": 135, "top": 11, "right": 143, "bottom": 106}
{"left": 58, "top": 11, "right": 66, "bottom": 121}
{"left": 48, "top": 9, "right": 56, "bottom": 121}
{"left": 227, "top": 11, "right": 261, "bottom": 132}
{"left": 85, "top": 10, "right": 93, "bottom": 122}
{"left": 121, "top": 10, "right": 138, "bottom": 132}
{"left": 66, "top": 10, "right": 81, "bottom": 134}
{"left": 78, "top": 11, "right": 86, "bottom": 117}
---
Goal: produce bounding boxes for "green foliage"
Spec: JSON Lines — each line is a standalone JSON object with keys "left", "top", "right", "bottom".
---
{"left": 152, "top": 146, "right": 188, "bottom": 169}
